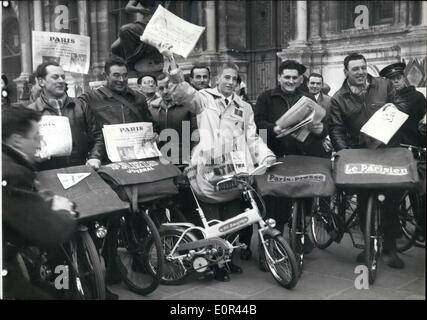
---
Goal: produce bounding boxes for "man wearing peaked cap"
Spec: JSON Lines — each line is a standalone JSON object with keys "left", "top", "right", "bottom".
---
{"left": 379, "top": 62, "right": 406, "bottom": 81}
{"left": 379, "top": 61, "right": 426, "bottom": 147}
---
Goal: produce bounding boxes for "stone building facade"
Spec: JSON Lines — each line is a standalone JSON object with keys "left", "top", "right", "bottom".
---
{"left": 2, "top": 1, "right": 426, "bottom": 103}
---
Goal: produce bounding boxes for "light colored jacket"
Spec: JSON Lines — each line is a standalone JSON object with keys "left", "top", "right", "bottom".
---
{"left": 169, "top": 68, "right": 275, "bottom": 203}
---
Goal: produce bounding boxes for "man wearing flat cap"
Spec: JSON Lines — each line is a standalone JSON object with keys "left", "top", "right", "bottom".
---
{"left": 254, "top": 60, "right": 328, "bottom": 258}
{"left": 379, "top": 62, "right": 426, "bottom": 148}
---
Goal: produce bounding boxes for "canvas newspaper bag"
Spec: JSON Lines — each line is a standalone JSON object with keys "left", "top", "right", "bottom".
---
{"left": 98, "top": 158, "right": 181, "bottom": 211}
{"left": 333, "top": 148, "right": 420, "bottom": 190}
{"left": 254, "top": 156, "right": 336, "bottom": 198}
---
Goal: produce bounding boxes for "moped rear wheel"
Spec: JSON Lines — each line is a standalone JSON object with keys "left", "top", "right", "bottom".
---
{"left": 145, "top": 229, "right": 192, "bottom": 285}
{"left": 263, "top": 234, "right": 299, "bottom": 289}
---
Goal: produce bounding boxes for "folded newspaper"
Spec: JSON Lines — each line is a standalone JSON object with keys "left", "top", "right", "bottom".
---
{"left": 360, "top": 106, "right": 408, "bottom": 145}
{"left": 102, "top": 122, "right": 162, "bottom": 162}
{"left": 275, "top": 96, "right": 325, "bottom": 142}
{"left": 35, "top": 115, "right": 72, "bottom": 158}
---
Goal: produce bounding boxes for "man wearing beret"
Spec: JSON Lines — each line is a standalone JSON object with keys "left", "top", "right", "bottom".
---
{"left": 379, "top": 62, "right": 426, "bottom": 148}
{"left": 254, "top": 60, "right": 329, "bottom": 259}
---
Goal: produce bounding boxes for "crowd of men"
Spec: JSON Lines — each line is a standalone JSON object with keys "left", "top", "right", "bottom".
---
{"left": 2, "top": 42, "right": 426, "bottom": 298}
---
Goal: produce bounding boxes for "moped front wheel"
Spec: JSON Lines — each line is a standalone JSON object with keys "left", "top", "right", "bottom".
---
{"left": 263, "top": 234, "right": 299, "bottom": 289}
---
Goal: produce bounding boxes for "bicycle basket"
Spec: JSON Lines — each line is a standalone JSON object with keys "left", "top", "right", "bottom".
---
{"left": 254, "top": 156, "right": 336, "bottom": 198}
{"left": 98, "top": 158, "right": 181, "bottom": 205}
{"left": 333, "top": 148, "right": 420, "bottom": 190}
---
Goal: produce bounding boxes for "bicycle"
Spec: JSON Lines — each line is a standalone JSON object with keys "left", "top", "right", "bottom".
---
{"left": 144, "top": 163, "right": 299, "bottom": 289}
{"left": 28, "top": 165, "right": 131, "bottom": 300}
{"left": 100, "top": 185, "right": 165, "bottom": 297}
{"left": 332, "top": 147, "right": 421, "bottom": 284}
{"left": 255, "top": 155, "right": 337, "bottom": 277}
{"left": 19, "top": 215, "right": 110, "bottom": 300}
{"left": 98, "top": 158, "right": 182, "bottom": 296}
{"left": 395, "top": 144, "right": 426, "bottom": 252}
{"left": 310, "top": 192, "right": 359, "bottom": 250}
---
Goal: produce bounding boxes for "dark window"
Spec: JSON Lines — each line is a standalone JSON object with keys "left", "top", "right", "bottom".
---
{"left": 339, "top": 1, "right": 394, "bottom": 30}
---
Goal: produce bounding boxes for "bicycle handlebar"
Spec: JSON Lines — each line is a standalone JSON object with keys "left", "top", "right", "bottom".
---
{"left": 400, "top": 144, "right": 426, "bottom": 152}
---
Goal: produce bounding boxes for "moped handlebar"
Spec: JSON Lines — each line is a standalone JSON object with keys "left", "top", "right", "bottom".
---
{"left": 215, "top": 162, "right": 283, "bottom": 189}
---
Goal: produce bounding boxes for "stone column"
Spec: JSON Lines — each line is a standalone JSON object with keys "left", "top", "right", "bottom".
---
{"left": 217, "top": 1, "right": 227, "bottom": 52}
{"left": 421, "top": 1, "right": 427, "bottom": 26}
{"left": 77, "top": 0, "right": 89, "bottom": 35}
{"left": 33, "top": 0, "right": 43, "bottom": 31}
{"left": 399, "top": 1, "right": 408, "bottom": 26}
{"left": 294, "top": 0, "right": 307, "bottom": 44}
{"left": 327, "top": 1, "right": 339, "bottom": 33}
{"left": 43, "top": 0, "right": 51, "bottom": 31}
{"left": 97, "top": 1, "right": 110, "bottom": 70}
{"left": 309, "top": 1, "right": 320, "bottom": 40}
{"left": 205, "top": 0, "right": 216, "bottom": 52}
{"left": 14, "top": 0, "right": 32, "bottom": 102}
{"left": 278, "top": 0, "right": 310, "bottom": 65}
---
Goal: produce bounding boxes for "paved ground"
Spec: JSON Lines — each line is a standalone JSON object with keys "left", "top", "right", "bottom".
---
{"left": 109, "top": 229, "right": 425, "bottom": 300}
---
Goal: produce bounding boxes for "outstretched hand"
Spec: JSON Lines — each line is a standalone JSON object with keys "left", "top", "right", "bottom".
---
{"left": 158, "top": 42, "right": 174, "bottom": 59}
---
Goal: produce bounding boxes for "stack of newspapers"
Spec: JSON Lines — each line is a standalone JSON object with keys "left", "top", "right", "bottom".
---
{"left": 275, "top": 96, "right": 326, "bottom": 142}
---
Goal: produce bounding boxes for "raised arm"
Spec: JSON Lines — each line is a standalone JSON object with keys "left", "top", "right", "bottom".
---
{"left": 158, "top": 43, "right": 206, "bottom": 115}
{"left": 125, "top": 0, "right": 152, "bottom": 15}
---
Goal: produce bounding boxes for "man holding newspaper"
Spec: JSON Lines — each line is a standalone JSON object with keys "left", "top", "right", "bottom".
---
{"left": 158, "top": 42, "right": 276, "bottom": 281}
{"left": 328, "top": 53, "right": 406, "bottom": 269}
{"left": 254, "top": 60, "right": 329, "bottom": 255}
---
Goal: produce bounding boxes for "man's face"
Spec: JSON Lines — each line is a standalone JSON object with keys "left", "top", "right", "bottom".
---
{"left": 139, "top": 76, "right": 157, "bottom": 95}
{"left": 190, "top": 68, "right": 210, "bottom": 90}
{"left": 308, "top": 76, "right": 323, "bottom": 95}
{"left": 17, "top": 120, "right": 41, "bottom": 161}
{"left": 106, "top": 65, "right": 128, "bottom": 93}
{"left": 157, "top": 76, "right": 172, "bottom": 102}
{"left": 278, "top": 69, "right": 300, "bottom": 93}
{"left": 389, "top": 73, "right": 406, "bottom": 91}
{"left": 217, "top": 68, "right": 238, "bottom": 97}
{"left": 39, "top": 65, "right": 66, "bottom": 98}
{"left": 345, "top": 59, "right": 367, "bottom": 86}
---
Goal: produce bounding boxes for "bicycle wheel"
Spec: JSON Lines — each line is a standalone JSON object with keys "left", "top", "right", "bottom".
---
{"left": 144, "top": 229, "right": 192, "bottom": 285}
{"left": 290, "top": 200, "right": 305, "bottom": 275}
{"left": 114, "top": 210, "right": 162, "bottom": 295}
{"left": 396, "top": 192, "right": 418, "bottom": 252}
{"left": 310, "top": 197, "right": 335, "bottom": 249}
{"left": 365, "top": 194, "right": 381, "bottom": 285}
{"left": 70, "top": 230, "right": 106, "bottom": 300}
{"left": 263, "top": 234, "right": 299, "bottom": 289}
{"left": 414, "top": 194, "right": 426, "bottom": 248}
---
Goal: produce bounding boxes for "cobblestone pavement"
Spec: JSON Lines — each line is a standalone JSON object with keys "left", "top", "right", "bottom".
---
{"left": 109, "top": 229, "right": 425, "bottom": 300}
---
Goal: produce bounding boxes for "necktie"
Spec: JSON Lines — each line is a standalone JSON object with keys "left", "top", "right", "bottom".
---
{"left": 224, "top": 98, "right": 229, "bottom": 106}
{"left": 55, "top": 99, "right": 63, "bottom": 116}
